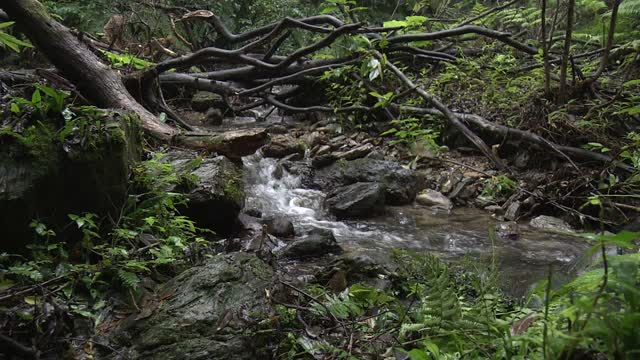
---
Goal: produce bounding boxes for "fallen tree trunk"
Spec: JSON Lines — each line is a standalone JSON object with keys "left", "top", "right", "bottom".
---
{"left": 1, "top": 0, "right": 268, "bottom": 157}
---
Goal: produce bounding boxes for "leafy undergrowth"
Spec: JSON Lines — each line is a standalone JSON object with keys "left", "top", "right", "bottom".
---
{"left": 275, "top": 233, "right": 640, "bottom": 360}
{"left": 0, "top": 154, "right": 214, "bottom": 357}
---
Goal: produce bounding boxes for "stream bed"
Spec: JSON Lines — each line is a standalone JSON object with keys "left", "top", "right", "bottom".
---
{"left": 244, "top": 154, "right": 592, "bottom": 297}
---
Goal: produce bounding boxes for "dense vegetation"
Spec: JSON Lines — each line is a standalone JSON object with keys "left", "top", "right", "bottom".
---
{"left": 1, "top": 0, "right": 639, "bottom": 359}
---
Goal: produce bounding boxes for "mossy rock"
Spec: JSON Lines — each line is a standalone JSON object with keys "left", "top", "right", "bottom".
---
{"left": 191, "top": 91, "right": 226, "bottom": 112}
{"left": 0, "top": 110, "right": 141, "bottom": 251}
{"left": 105, "top": 253, "right": 275, "bottom": 360}
{"left": 163, "top": 150, "right": 246, "bottom": 235}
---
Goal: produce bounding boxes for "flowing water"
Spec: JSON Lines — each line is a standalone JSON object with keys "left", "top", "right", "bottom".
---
{"left": 244, "top": 153, "right": 592, "bottom": 296}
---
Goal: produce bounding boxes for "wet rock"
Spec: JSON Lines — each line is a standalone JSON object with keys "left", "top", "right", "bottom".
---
{"left": 277, "top": 161, "right": 313, "bottom": 188}
{"left": 280, "top": 228, "right": 342, "bottom": 259}
{"left": 107, "top": 253, "right": 274, "bottom": 360}
{"left": 191, "top": 91, "right": 226, "bottom": 112}
{"left": 204, "top": 107, "right": 223, "bottom": 126}
{"left": 262, "top": 134, "right": 305, "bottom": 159}
{"left": 504, "top": 201, "right": 522, "bottom": 221}
{"left": 164, "top": 150, "right": 245, "bottom": 235}
{"left": 416, "top": 190, "right": 452, "bottom": 210}
{"left": 530, "top": 215, "right": 573, "bottom": 232}
{"left": 243, "top": 208, "right": 262, "bottom": 218}
{"left": 313, "top": 158, "right": 419, "bottom": 205}
{"left": 496, "top": 222, "right": 519, "bottom": 240}
{"left": 325, "top": 182, "right": 385, "bottom": 219}
{"left": 263, "top": 216, "right": 295, "bottom": 238}
{"left": 311, "top": 153, "right": 337, "bottom": 168}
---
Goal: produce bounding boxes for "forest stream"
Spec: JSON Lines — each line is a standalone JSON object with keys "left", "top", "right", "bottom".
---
{"left": 244, "top": 151, "right": 591, "bottom": 298}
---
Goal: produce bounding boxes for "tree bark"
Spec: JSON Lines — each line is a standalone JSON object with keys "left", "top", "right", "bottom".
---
{"left": 0, "top": 0, "right": 268, "bottom": 157}
{"left": 558, "top": 0, "right": 575, "bottom": 103}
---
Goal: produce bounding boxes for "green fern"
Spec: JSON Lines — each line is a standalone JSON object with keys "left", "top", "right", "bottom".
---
{"left": 117, "top": 269, "right": 139, "bottom": 289}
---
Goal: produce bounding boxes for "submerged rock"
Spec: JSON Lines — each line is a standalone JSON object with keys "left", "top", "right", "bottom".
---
{"left": 416, "top": 190, "right": 452, "bottom": 210}
{"left": 106, "top": 253, "right": 274, "bottom": 360}
{"left": 325, "top": 182, "right": 385, "bottom": 219}
{"left": 530, "top": 215, "right": 573, "bottom": 232}
{"left": 313, "top": 158, "right": 419, "bottom": 205}
{"left": 164, "top": 150, "right": 245, "bottom": 235}
{"left": 280, "top": 228, "right": 342, "bottom": 259}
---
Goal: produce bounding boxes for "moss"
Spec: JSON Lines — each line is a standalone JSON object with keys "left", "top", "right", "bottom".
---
{"left": 223, "top": 172, "right": 244, "bottom": 204}
{"left": 0, "top": 123, "right": 60, "bottom": 179}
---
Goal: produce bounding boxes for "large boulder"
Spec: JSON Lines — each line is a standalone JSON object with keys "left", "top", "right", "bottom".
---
{"left": 164, "top": 150, "right": 245, "bottom": 235}
{"left": 324, "top": 182, "right": 385, "bottom": 219}
{"left": 313, "top": 158, "right": 419, "bottom": 205}
{"left": 0, "top": 110, "right": 141, "bottom": 251}
{"left": 105, "top": 253, "right": 275, "bottom": 360}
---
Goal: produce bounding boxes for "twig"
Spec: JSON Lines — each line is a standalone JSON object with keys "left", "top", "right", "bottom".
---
{"left": 0, "top": 334, "right": 38, "bottom": 358}
{"left": 279, "top": 280, "right": 348, "bottom": 334}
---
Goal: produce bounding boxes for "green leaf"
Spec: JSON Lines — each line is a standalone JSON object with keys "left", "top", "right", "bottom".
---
{"left": 31, "top": 89, "right": 41, "bottom": 105}
{"left": 408, "top": 349, "right": 428, "bottom": 360}
{"left": 0, "top": 22, "right": 16, "bottom": 29}
{"left": 383, "top": 20, "right": 407, "bottom": 28}
{"left": 10, "top": 102, "right": 20, "bottom": 114}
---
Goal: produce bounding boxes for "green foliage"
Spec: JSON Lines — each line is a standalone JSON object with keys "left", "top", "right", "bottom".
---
{"left": 278, "top": 231, "right": 640, "bottom": 358}
{"left": 0, "top": 153, "right": 210, "bottom": 322}
{"left": 480, "top": 175, "right": 517, "bottom": 201}
{"left": 100, "top": 50, "right": 155, "bottom": 70}
{"left": 0, "top": 22, "right": 33, "bottom": 53}
{"left": 381, "top": 117, "right": 444, "bottom": 155}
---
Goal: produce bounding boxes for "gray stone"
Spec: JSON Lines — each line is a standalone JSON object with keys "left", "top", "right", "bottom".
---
{"left": 313, "top": 158, "right": 419, "bottom": 205}
{"left": 530, "top": 215, "right": 574, "bottom": 232}
{"left": 496, "top": 221, "right": 519, "bottom": 240}
{"left": 261, "top": 134, "right": 305, "bottom": 159}
{"left": 416, "top": 191, "right": 452, "bottom": 210}
{"left": 280, "top": 228, "right": 342, "bottom": 259}
{"left": 264, "top": 216, "right": 295, "bottom": 238}
{"left": 107, "top": 253, "right": 274, "bottom": 360}
{"left": 191, "top": 91, "right": 226, "bottom": 112}
{"left": 325, "top": 182, "right": 385, "bottom": 219}
{"left": 504, "top": 201, "right": 522, "bottom": 221}
{"left": 204, "top": 107, "right": 223, "bottom": 125}
{"left": 333, "top": 143, "right": 374, "bottom": 161}
{"left": 164, "top": 150, "right": 245, "bottom": 235}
